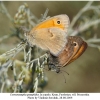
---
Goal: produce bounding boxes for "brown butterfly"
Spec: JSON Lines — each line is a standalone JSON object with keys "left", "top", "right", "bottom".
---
{"left": 25, "top": 14, "right": 70, "bottom": 56}
{"left": 47, "top": 36, "right": 87, "bottom": 73}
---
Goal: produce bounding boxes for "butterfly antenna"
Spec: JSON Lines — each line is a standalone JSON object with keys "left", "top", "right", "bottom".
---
{"left": 61, "top": 71, "right": 66, "bottom": 83}
{"left": 61, "top": 70, "right": 69, "bottom": 75}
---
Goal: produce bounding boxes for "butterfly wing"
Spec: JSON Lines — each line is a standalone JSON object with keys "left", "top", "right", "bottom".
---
{"left": 28, "top": 27, "right": 67, "bottom": 56}
{"left": 25, "top": 14, "right": 70, "bottom": 56}
{"left": 66, "top": 37, "right": 87, "bottom": 65}
{"left": 31, "top": 14, "right": 70, "bottom": 33}
{"left": 47, "top": 36, "right": 87, "bottom": 67}
{"left": 58, "top": 36, "right": 87, "bottom": 67}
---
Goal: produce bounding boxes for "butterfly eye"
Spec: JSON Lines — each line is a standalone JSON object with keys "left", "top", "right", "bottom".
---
{"left": 57, "top": 20, "right": 61, "bottom": 24}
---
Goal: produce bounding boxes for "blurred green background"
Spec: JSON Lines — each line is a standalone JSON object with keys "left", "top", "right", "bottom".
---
{"left": 0, "top": 1, "right": 100, "bottom": 93}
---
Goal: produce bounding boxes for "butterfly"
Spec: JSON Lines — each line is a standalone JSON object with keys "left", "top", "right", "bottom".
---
{"left": 24, "top": 14, "right": 87, "bottom": 73}
{"left": 47, "top": 36, "right": 87, "bottom": 73}
{"left": 25, "top": 14, "right": 70, "bottom": 56}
